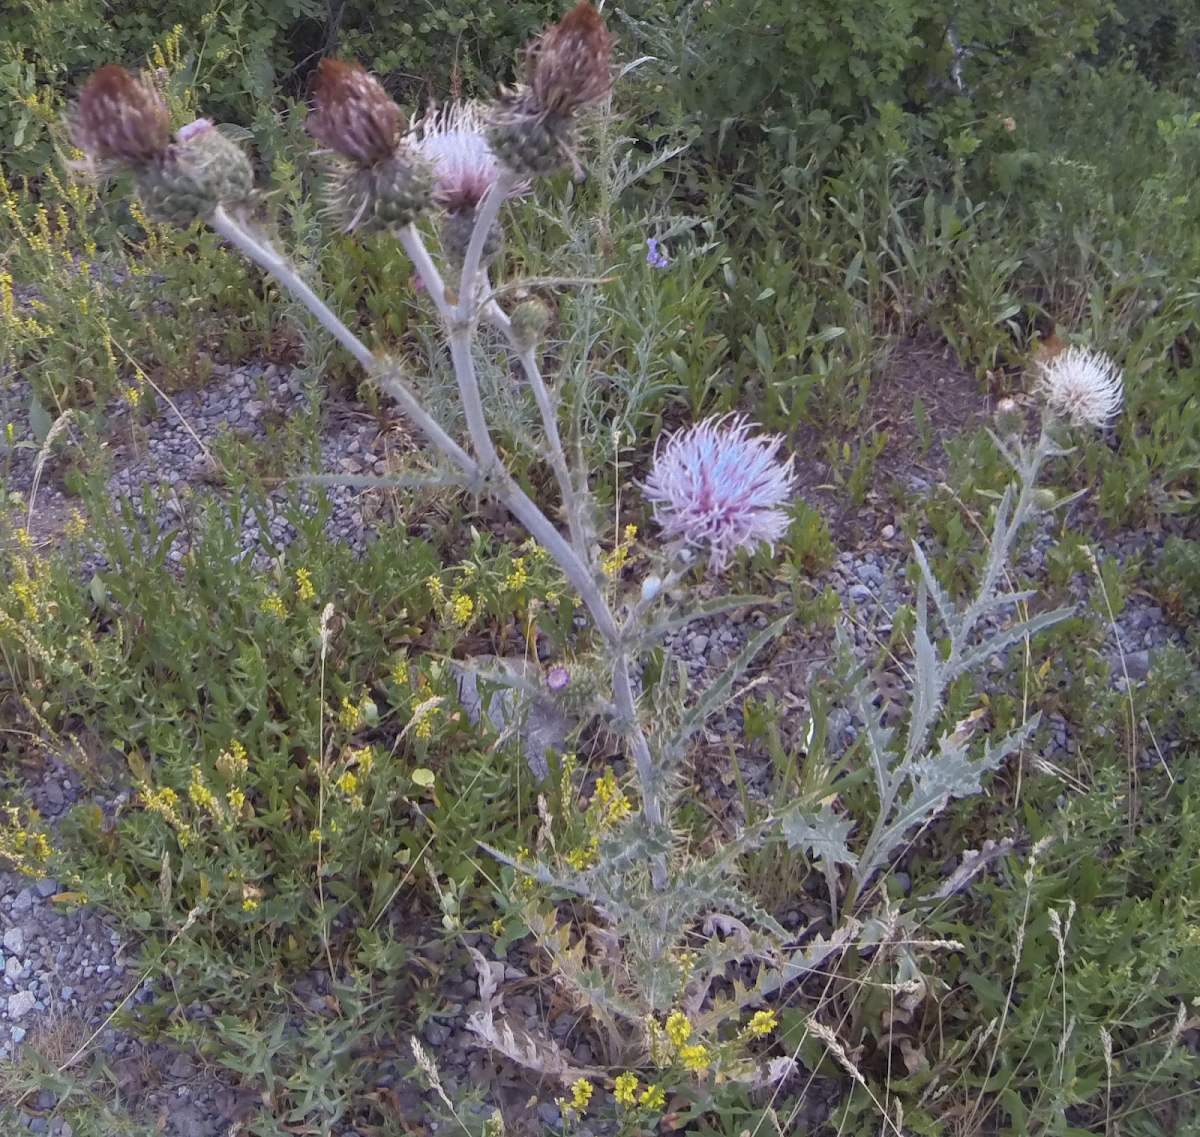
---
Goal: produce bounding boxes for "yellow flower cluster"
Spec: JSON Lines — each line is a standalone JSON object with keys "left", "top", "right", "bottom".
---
{"left": 613, "top": 1072, "right": 638, "bottom": 1106}
{"left": 450, "top": 593, "right": 474, "bottom": 626}
{"left": 502, "top": 556, "right": 527, "bottom": 592}
{"left": 0, "top": 808, "right": 53, "bottom": 876}
{"left": 64, "top": 509, "right": 87, "bottom": 540}
{"left": 188, "top": 764, "right": 227, "bottom": 827}
{"left": 590, "top": 768, "right": 632, "bottom": 826}
{"left": 261, "top": 593, "right": 287, "bottom": 619}
{"left": 569, "top": 1079, "right": 592, "bottom": 1112}
{"left": 601, "top": 524, "right": 639, "bottom": 578}
{"left": 338, "top": 696, "right": 361, "bottom": 731}
{"left": 295, "top": 567, "right": 315, "bottom": 602}
{"left": 215, "top": 740, "right": 249, "bottom": 782}
{"left": 747, "top": 1009, "right": 778, "bottom": 1037}
{"left": 141, "top": 785, "right": 195, "bottom": 847}
{"left": 658, "top": 1010, "right": 709, "bottom": 1071}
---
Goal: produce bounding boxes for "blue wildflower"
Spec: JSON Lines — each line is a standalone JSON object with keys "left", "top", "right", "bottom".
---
{"left": 646, "top": 238, "right": 670, "bottom": 269}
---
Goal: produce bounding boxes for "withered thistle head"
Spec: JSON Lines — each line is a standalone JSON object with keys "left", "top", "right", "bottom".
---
{"left": 72, "top": 65, "right": 170, "bottom": 168}
{"left": 527, "top": 2, "right": 616, "bottom": 117}
{"left": 309, "top": 59, "right": 403, "bottom": 167}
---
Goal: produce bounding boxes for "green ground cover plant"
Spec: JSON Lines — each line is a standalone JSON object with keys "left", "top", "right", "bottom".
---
{"left": 0, "top": 3, "right": 1199, "bottom": 1136}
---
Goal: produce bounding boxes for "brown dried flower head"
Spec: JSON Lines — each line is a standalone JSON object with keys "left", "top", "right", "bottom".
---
{"left": 527, "top": 2, "right": 616, "bottom": 117}
{"left": 72, "top": 65, "right": 170, "bottom": 168}
{"left": 309, "top": 59, "right": 403, "bottom": 167}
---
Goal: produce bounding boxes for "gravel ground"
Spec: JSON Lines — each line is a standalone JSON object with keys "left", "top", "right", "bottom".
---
{"left": 0, "top": 360, "right": 1193, "bottom": 1133}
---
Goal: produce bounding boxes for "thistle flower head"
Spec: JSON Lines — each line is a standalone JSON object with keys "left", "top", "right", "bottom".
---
{"left": 308, "top": 59, "right": 402, "bottom": 167}
{"left": 408, "top": 101, "right": 529, "bottom": 212}
{"left": 526, "top": 2, "right": 616, "bottom": 117}
{"left": 1036, "top": 345, "right": 1124, "bottom": 428}
{"left": 641, "top": 415, "right": 796, "bottom": 574}
{"left": 71, "top": 65, "right": 170, "bottom": 168}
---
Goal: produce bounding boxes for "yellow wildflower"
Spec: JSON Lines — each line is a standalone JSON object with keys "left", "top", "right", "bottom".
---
{"left": 338, "top": 697, "right": 360, "bottom": 731}
{"left": 747, "top": 1009, "right": 778, "bottom": 1037}
{"left": 308, "top": 828, "right": 323, "bottom": 843}
{"left": 261, "top": 593, "right": 287, "bottom": 619}
{"left": 665, "top": 1011, "right": 692, "bottom": 1049}
{"left": 390, "top": 656, "right": 410, "bottom": 686}
{"left": 124, "top": 384, "right": 142, "bottom": 408}
{"left": 295, "top": 567, "right": 315, "bottom": 602}
{"left": 242, "top": 898, "right": 258, "bottom": 912}
{"left": 187, "top": 766, "right": 221, "bottom": 819}
{"left": 336, "top": 769, "right": 358, "bottom": 795}
{"left": 426, "top": 575, "right": 445, "bottom": 602}
{"left": 639, "top": 1085, "right": 666, "bottom": 1110}
{"left": 503, "top": 557, "right": 527, "bottom": 592}
{"left": 569, "top": 1079, "right": 593, "bottom": 1112}
{"left": 415, "top": 715, "right": 433, "bottom": 740}
{"left": 614, "top": 1073, "right": 638, "bottom": 1107}
{"left": 65, "top": 509, "right": 87, "bottom": 539}
{"left": 564, "top": 845, "right": 596, "bottom": 871}
{"left": 216, "top": 741, "right": 248, "bottom": 782}
{"left": 491, "top": 918, "right": 505, "bottom": 937}
{"left": 227, "top": 787, "right": 245, "bottom": 812}
{"left": 450, "top": 592, "right": 474, "bottom": 626}
{"left": 679, "top": 1043, "right": 710, "bottom": 1072}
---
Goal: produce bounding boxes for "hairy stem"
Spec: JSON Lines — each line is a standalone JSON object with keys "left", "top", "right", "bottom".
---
{"left": 210, "top": 206, "right": 474, "bottom": 472}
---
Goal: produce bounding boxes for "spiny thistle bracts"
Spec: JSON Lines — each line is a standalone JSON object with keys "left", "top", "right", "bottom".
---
{"left": 308, "top": 59, "right": 403, "bottom": 166}
{"left": 641, "top": 415, "right": 796, "bottom": 574}
{"left": 134, "top": 119, "right": 255, "bottom": 226}
{"left": 528, "top": 2, "right": 616, "bottom": 117}
{"left": 1036, "top": 345, "right": 1124, "bottom": 428}
{"left": 309, "top": 58, "right": 433, "bottom": 232}
{"left": 487, "top": 3, "right": 615, "bottom": 181}
{"left": 72, "top": 65, "right": 170, "bottom": 169}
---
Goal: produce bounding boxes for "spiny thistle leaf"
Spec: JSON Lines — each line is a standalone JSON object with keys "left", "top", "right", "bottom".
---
{"left": 780, "top": 803, "right": 858, "bottom": 867}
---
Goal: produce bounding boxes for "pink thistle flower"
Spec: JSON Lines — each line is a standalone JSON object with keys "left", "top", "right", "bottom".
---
{"left": 408, "top": 101, "right": 529, "bottom": 213}
{"left": 641, "top": 415, "right": 796, "bottom": 574}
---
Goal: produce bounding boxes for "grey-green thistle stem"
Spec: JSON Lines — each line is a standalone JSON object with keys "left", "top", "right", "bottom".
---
{"left": 209, "top": 203, "right": 666, "bottom": 836}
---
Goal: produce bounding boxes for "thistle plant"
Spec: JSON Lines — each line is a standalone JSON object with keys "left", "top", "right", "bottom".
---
{"left": 781, "top": 346, "right": 1126, "bottom": 911}
{"left": 67, "top": 7, "right": 1126, "bottom": 1099}
{"left": 66, "top": 4, "right": 749, "bottom": 848}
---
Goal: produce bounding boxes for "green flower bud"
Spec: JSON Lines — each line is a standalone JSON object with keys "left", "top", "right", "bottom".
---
{"left": 135, "top": 120, "right": 253, "bottom": 226}
{"left": 511, "top": 298, "right": 552, "bottom": 350}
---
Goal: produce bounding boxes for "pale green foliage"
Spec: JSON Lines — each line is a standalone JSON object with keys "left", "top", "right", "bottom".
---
{"left": 782, "top": 426, "right": 1078, "bottom": 899}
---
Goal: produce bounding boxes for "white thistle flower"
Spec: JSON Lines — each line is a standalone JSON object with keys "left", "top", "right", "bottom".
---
{"left": 1037, "top": 345, "right": 1124, "bottom": 428}
{"left": 641, "top": 414, "right": 796, "bottom": 575}
{"left": 407, "top": 101, "right": 529, "bottom": 213}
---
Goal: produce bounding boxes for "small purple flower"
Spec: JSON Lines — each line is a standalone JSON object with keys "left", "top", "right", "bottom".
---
{"left": 547, "top": 666, "right": 571, "bottom": 692}
{"left": 641, "top": 415, "right": 795, "bottom": 574}
{"left": 646, "top": 238, "right": 670, "bottom": 269}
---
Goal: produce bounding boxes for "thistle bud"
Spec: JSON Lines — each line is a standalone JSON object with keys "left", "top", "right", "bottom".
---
{"left": 134, "top": 120, "right": 254, "bottom": 226}
{"left": 310, "top": 58, "right": 433, "bottom": 232}
{"left": 993, "top": 397, "right": 1025, "bottom": 437}
{"left": 527, "top": 2, "right": 616, "bottom": 118}
{"left": 72, "top": 65, "right": 170, "bottom": 168}
{"left": 440, "top": 209, "right": 503, "bottom": 267}
{"left": 309, "top": 59, "right": 402, "bottom": 167}
{"left": 511, "top": 298, "right": 552, "bottom": 349}
{"left": 1034, "top": 488, "right": 1058, "bottom": 513}
{"left": 487, "top": 3, "right": 615, "bottom": 181}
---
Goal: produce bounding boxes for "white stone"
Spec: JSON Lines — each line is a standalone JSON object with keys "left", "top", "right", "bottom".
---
{"left": 8, "top": 991, "right": 36, "bottom": 1019}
